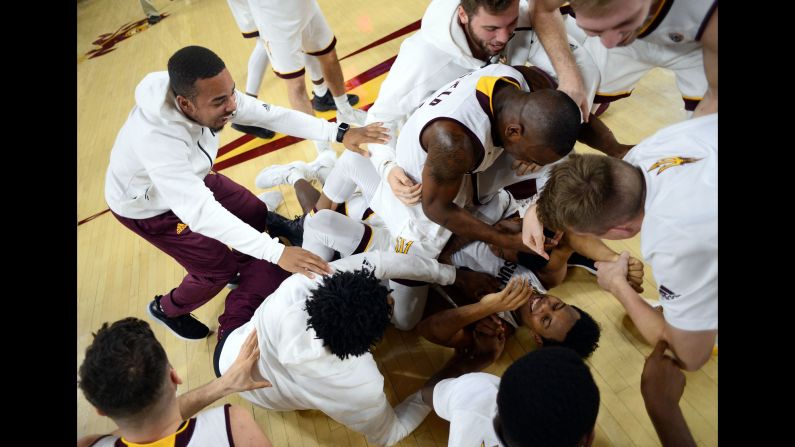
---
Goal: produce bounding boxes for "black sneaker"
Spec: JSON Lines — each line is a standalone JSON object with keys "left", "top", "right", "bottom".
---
{"left": 231, "top": 123, "right": 275, "bottom": 139}
{"left": 147, "top": 15, "right": 162, "bottom": 25}
{"left": 266, "top": 212, "right": 305, "bottom": 247}
{"left": 226, "top": 273, "right": 241, "bottom": 290}
{"left": 147, "top": 295, "right": 210, "bottom": 340}
{"left": 567, "top": 252, "right": 597, "bottom": 275}
{"left": 311, "top": 90, "right": 360, "bottom": 112}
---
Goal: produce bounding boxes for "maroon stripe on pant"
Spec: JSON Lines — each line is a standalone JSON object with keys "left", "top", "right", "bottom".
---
{"left": 352, "top": 224, "right": 373, "bottom": 255}
{"left": 504, "top": 179, "right": 538, "bottom": 200}
{"left": 274, "top": 68, "right": 306, "bottom": 79}
{"left": 683, "top": 97, "right": 701, "bottom": 111}
{"left": 306, "top": 36, "right": 337, "bottom": 56}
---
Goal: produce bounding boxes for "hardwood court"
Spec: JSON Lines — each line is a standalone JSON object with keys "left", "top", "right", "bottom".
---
{"left": 77, "top": 0, "right": 717, "bottom": 445}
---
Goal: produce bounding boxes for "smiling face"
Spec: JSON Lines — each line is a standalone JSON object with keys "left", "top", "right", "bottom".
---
{"left": 177, "top": 68, "right": 237, "bottom": 132}
{"left": 458, "top": 0, "right": 519, "bottom": 59}
{"left": 518, "top": 293, "right": 581, "bottom": 342}
{"left": 574, "top": 0, "right": 653, "bottom": 48}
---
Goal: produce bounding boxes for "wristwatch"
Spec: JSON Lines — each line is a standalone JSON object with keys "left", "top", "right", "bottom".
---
{"left": 335, "top": 122, "right": 350, "bottom": 143}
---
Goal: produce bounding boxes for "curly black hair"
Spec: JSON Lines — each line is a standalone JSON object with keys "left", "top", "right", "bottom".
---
{"left": 305, "top": 268, "right": 393, "bottom": 360}
{"left": 497, "top": 347, "right": 600, "bottom": 447}
{"left": 78, "top": 318, "right": 169, "bottom": 419}
{"left": 168, "top": 46, "right": 226, "bottom": 100}
{"left": 540, "top": 305, "right": 601, "bottom": 358}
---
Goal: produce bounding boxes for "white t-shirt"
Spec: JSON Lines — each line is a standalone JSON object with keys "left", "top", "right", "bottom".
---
{"left": 219, "top": 251, "right": 454, "bottom": 446}
{"left": 624, "top": 113, "right": 717, "bottom": 331}
{"left": 434, "top": 373, "right": 504, "bottom": 447}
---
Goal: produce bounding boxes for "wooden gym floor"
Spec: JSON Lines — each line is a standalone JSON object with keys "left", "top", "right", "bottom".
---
{"left": 77, "top": 0, "right": 717, "bottom": 445}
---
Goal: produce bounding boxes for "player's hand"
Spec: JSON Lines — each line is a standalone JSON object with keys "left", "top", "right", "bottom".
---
{"left": 595, "top": 251, "right": 631, "bottom": 295}
{"left": 511, "top": 159, "right": 542, "bottom": 175}
{"left": 219, "top": 329, "right": 271, "bottom": 393}
{"left": 342, "top": 122, "right": 390, "bottom": 157}
{"left": 627, "top": 255, "right": 645, "bottom": 293}
{"left": 387, "top": 166, "right": 422, "bottom": 205}
{"left": 521, "top": 204, "right": 548, "bottom": 260}
{"left": 480, "top": 276, "right": 532, "bottom": 313}
{"left": 277, "top": 246, "right": 332, "bottom": 278}
{"left": 558, "top": 77, "right": 590, "bottom": 123}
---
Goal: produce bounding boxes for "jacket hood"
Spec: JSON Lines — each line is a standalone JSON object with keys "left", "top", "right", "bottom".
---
{"left": 420, "top": 0, "right": 484, "bottom": 68}
{"left": 134, "top": 71, "right": 195, "bottom": 128}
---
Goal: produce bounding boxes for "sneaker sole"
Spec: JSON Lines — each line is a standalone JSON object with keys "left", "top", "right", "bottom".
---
{"left": 146, "top": 303, "right": 209, "bottom": 341}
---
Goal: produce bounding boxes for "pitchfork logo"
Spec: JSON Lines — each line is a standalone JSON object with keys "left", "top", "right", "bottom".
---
{"left": 80, "top": 13, "right": 170, "bottom": 61}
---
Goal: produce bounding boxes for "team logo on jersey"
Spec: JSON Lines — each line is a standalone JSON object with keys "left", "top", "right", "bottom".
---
{"left": 176, "top": 223, "right": 188, "bottom": 235}
{"left": 394, "top": 237, "right": 414, "bottom": 254}
{"left": 658, "top": 285, "right": 680, "bottom": 301}
{"left": 497, "top": 261, "right": 518, "bottom": 286}
{"left": 668, "top": 32, "right": 684, "bottom": 43}
{"left": 261, "top": 103, "right": 271, "bottom": 111}
{"left": 647, "top": 156, "right": 702, "bottom": 175}
{"left": 80, "top": 13, "right": 170, "bottom": 62}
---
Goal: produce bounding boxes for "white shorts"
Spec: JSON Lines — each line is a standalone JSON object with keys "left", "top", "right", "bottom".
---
{"left": 301, "top": 210, "right": 430, "bottom": 331}
{"left": 585, "top": 37, "right": 707, "bottom": 111}
{"left": 261, "top": 2, "right": 335, "bottom": 79}
{"left": 226, "top": 0, "right": 259, "bottom": 38}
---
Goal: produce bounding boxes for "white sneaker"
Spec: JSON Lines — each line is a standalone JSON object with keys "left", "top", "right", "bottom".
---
{"left": 255, "top": 160, "right": 310, "bottom": 189}
{"left": 307, "top": 149, "right": 337, "bottom": 184}
{"left": 257, "top": 190, "right": 284, "bottom": 211}
{"left": 337, "top": 107, "right": 368, "bottom": 126}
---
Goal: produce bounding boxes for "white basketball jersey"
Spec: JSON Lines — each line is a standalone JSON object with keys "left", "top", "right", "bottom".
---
{"left": 89, "top": 405, "right": 234, "bottom": 447}
{"left": 637, "top": 0, "right": 715, "bottom": 48}
{"left": 451, "top": 241, "right": 547, "bottom": 329}
{"left": 395, "top": 63, "right": 530, "bottom": 203}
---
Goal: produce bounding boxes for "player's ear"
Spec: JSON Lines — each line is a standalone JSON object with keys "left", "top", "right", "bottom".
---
{"left": 457, "top": 5, "right": 469, "bottom": 24}
{"left": 505, "top": 123, "right": 523, "bottom": 141}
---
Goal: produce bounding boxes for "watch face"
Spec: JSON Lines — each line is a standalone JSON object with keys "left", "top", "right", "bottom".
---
{"left": 336, "top": 123, "right": 350, "bottom": 142}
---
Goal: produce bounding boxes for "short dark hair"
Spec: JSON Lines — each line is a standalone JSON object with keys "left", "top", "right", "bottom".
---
{"left": 497, "top": 347, "right": 600, "bottom": 447}
{"left": 167, "top": 45, "right": 226, "bottom": 100}
{"left": 540, "top": 305, "right": 601, "bottom": 358}
{"left": 537, "top": 153, "right": 645, "bottom": 233}
{"left": 305, "top": 269, "right": 393, "bottom": 360}
{"left": 78, "top": 318, "right": 169, "bottom": 420}
{"left": 523, "top": 89, "right": 581, "bottom": 157}
{"left": 460, "top": 0, "right": 516, "bottom": 16}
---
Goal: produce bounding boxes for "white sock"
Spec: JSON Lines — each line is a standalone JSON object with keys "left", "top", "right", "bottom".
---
{"left": 333, "top": 94, "right": 353, "bottom": 113}
{"left": 315, "top": 140, "right": 333, "bottom": 154}
{"left": 312, "top": 82, "right": 329, "bottom": 98}
{"left": 246, "top": 40, "right": 269, "bottom": 95}
{"left": 286, "top": 170, "right": 306, "bottom": 185}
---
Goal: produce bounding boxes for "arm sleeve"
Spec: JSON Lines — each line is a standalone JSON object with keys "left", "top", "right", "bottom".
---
{"left": 342, "top": 390, "right": 431, "bottom": 446}
{"left": 651, "top": 238, "right": 717, "bottom": 331}
{"left": 232, "top": 91, "right": 338, "bottom": 142}
{"left": 433, "top": 373, "right": 500, "bottom": 421}
{"left": 138, "top": 134, "right": 285, "bottom": 263}
{"left": 365, "top": 37, "right": 452, "bottom": 180}
{"left": 331, "top": 251, "right": 457, "bottom": 285}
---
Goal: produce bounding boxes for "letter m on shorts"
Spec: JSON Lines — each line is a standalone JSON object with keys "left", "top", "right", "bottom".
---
{"left": 394, "top": 237, "right": 414, "bottom": 254}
